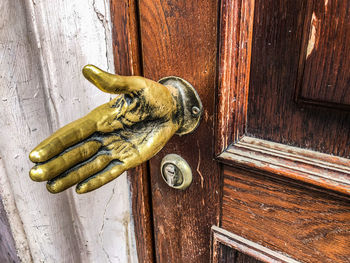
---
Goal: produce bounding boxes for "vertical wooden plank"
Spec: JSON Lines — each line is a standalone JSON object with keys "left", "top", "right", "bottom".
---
{"left": 139, "top": 1, "right": 221, "bottom": 261}
{"left": 215, "top": 0, "right": 240, "bottom": 154}
{"left": 0, "top": 197, "right": 20, "bottom": 263}
{"left": 127, "top": 164, "right": 155, "bottom": 262}
{"left": 0, "top": 159, "right": 32, "bottom": 261}
{"left": 1, "top": 0, "right": 135, "bottom": 261}
{"left": 1, "top": 0, "right": 81, "bottom": 261}
{"left": 215, "top": 0, "right": 255, "bottom": 155}
{"left": 24, "top": 0, "right": 136, "bottom": 260}
{"left": 110, "top": 0, "right": 155, "bottom": 262}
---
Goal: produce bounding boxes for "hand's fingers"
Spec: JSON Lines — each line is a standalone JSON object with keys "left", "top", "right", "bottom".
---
{"left": 82, "top": 65, "right": 146, "bottom": 94}
{"left": 76, "top": 122, "right": 179, "bottom": 193}
{"left": 108, "top": 140, "right": 139, "bottom": 162}
{"left": 29, "top": 117, "right": 96, "bottom": 163}
{"left": 29, "top": 140, "right": 102, "bottom": 182}
{"left": 46, "top": 154, "right": 113, "bottom": 193}
{"left": 76, "top": 161, "right": 124, "bottom": 194}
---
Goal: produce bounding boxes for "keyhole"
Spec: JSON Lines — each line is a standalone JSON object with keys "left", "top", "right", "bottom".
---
{"left": 163, "top": 163, "right": 183, "bottom": 186}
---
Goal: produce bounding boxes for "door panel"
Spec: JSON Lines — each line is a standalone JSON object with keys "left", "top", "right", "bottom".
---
{"left": 296, "top": 0, "right": 350, "bottom": 108}
{"left": 216, "top": 1, "right": 350, "bottom": 261}
{"left": 221, "top": 166, "right": 350, "bottom": 263}
{"left": 138, "top": 1, "right": 220, "bottom": 262}
{"left": 247, "top": 0, "right": 350, "bottom": 157}
{"left": 217, "top": 0, "right": 350, "bottom": 195}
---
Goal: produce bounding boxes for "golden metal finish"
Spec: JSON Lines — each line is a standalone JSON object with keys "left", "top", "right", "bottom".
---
{"left": 161, "top": 154, "right": 192, "bottom": 190}
{"left": 29, "top": 65, "right": 202, "bottom": 194}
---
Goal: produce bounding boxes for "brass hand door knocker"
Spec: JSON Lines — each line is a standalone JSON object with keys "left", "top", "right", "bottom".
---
{"left": 29, "top": 65, "right": 202, "bottom": 194}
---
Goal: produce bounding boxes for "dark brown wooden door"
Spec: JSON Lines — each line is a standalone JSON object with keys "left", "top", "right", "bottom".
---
{"left": 111, "top": 0, "right": 350, "bottom": 262}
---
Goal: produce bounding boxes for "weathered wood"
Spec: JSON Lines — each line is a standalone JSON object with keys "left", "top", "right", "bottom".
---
{"left": 128, "top": 164, "right": 155, "bottom": 263}
{"left": 1, "top": 0, "right": 135, "bottom": 261}
{"left": 215, "top": 1, "right": 350, "bottom": 262}
{"left": 138, "top": 0, "right": 221, "bottom": 261}
{"left": 221, "top": 166, "right": 350, "bottom": 263}
{"left": 110, "top": 0, "right": 155, "bottom": 261}
{"left": 247, "top": 0, "right": 350, "bottom": 158}
{"left": 212, "top": 226, "right": 298, "bottom": 263}
{"left": 215, "top": 0, "right": 255, "bottom": 155}
{"left": 110, "top": 0, "right": 350, "bottom": 261}
{"left": 215, "top": 0, "right": 350, "bottom": 196}
{"left": 296, "top": 0, "right": 350, "bottom": 109}
{"left": 1, "top": 0, "right": 77, "bottom": 261}
{"left": 0, "top": 197, "right": 20, "bottom": 263}
{"left": 219, "top": 136, "right": 350, "bottom": 195}
{"left": 235, "top": 252, "right": 263, "bottom": 263}
{"left": 0, "top": 159, "right": 31, "bottom": 261}
{"left": 218, "top": 244, "right": 237, "bottom": 263}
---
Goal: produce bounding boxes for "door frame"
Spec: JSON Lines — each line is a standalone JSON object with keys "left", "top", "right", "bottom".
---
{"left": 110, "top": 1, "right": 155, "bottom": 262}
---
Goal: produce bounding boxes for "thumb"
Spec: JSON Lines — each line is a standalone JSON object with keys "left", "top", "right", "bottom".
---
{"left": 82, "top": 64, "right": 137, "bottom": 94}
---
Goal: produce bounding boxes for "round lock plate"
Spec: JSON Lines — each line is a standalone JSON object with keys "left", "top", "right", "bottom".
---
{"left": 158, "top": 76, "right": 202, "bottom": 135}
{"left": 161, "top": 154, "right": 192, "bottom": 190}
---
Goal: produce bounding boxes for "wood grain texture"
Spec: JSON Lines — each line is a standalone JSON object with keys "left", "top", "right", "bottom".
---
{"left": 0, "top": 158, "right": 32, "bottom": 262}
{"left": 219, "top": 136, "right": 350, "bottom": 195}
{"left": 110, "top": 0, "right": 155, "bottom": 262}
{"left": 296, "top": 0, "right": 350, "bottom": 109}
{"left": 211, "top": 226, "right": 298, "bottom": 263}
{"left": 215, "top": 0, "right": 255, "bottom": 155}
{"left": 0, "top": 197, "right": 20, "bottom": 263}
{"left": 247, "top": 0, "right": 350, "bottom": 158}
{"left": 215, "top": 2, "right": 350, "bottom": 262}
{"left": 218, "top": 244, "right": 237, "bottom": 263}
{"left": 235, "top": 252, "right": 262, "bottom": 263}
{"left": 139, "top": 0, "right": 221, "bottom": 261}
{"left": 128, "top": 164, "right": 155, "bottom": 263}
{"left": 221, "top": 166, "right": 350, "bottom": 263}
{"left": 111, "top": 0, "right": 140, "bottom": 76}
{"left": 1, "top": 0, "right": 135, "bottom": 261}
{"left": 1, "top": 0, "right": 78, "bottom": 261}
{"left": 218, "top": 245, "right": 264, "bottom": 263}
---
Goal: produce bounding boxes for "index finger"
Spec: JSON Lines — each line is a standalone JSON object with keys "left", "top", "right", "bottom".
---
{"left": 29, "top": 116, "right": 97, "bottom": 163}
{"left": 82, "top": 65, "right": 146, "bottom": 94}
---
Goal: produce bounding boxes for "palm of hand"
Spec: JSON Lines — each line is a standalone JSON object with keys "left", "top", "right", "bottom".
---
{"left": 29, "top": 65, "right": 180, "bottom": 194}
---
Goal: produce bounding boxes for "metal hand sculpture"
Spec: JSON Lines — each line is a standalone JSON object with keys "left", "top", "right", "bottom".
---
{"left": 29, "top": 65, "right": 202, "bottom": 194}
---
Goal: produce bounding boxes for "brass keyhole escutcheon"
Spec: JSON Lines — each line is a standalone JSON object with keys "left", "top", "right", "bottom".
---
{"left": 161, "top": 154, "right": 192, "bottom": 190}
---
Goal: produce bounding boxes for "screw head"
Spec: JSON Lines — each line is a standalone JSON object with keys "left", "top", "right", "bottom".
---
{"left": 191, "top": 106, "right": 200, "bottom": 116}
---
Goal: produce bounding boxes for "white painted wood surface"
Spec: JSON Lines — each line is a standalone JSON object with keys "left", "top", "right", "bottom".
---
{"left": 0, "top": 0, "right": 136, "bottom": 262}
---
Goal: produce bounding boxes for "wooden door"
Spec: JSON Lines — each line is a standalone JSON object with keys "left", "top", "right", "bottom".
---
{"left": 111, "top": 0, "right": 350, "bottom": 262}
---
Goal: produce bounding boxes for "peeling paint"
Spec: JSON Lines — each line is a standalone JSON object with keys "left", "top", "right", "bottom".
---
{"left": 306, "top": 12, "right": 318, "bottom": 59}
{"left": 92, "top": 0, "right": 112, "bottom": 72}
{"left": 0, "top": 158, "right": 32, "bottom": 262}
{"left": 2, "top": 0, "right": 133, "bottom": 261}
{"left": 325, "top": 0, "right": 329, "bottom": 13}
{"left": 122, "top": 211, "right": 131, "bottom": 263}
